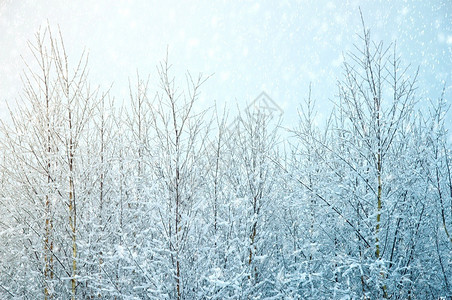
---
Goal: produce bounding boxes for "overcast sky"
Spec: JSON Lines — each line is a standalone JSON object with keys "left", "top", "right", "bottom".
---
{"left": 1, "top": 0, "right": 451, "bottom": 130}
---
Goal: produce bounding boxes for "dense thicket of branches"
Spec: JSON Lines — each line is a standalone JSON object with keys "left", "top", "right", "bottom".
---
{"left": 0, "top": 26, "right": 451, "bottom": 299}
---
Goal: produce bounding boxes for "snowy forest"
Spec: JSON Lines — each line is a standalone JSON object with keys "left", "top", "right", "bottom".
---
{"left": 0, "top": 23, "right": 451, "bottom": 300}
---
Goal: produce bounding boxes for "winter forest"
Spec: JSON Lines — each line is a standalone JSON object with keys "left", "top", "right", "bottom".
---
{"left": 0, "top": 7, "right": 452, "bottom": 300}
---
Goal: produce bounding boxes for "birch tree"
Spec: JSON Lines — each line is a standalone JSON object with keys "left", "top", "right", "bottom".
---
{"left": 0, "top": 26, "right": 98, "bottom": 299}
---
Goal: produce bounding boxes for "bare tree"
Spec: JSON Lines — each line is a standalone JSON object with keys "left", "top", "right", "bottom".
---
{"left": 149, "top": 55, "right": 211, "bottom": 299}
{"left": 0, "top": 26, "right": 98, "bottom": 299}
{"left": 226, "top": 104, "right": 281, "bottom": 298}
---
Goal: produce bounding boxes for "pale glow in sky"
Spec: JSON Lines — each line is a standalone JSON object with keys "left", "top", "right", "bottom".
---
{"left": 1, "top": 0, "right": 451, "bottom": 126}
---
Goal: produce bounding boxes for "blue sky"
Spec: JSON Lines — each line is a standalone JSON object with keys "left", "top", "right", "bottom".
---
{"left": 1, "top": 0, "right": 451, "bottom": 132}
